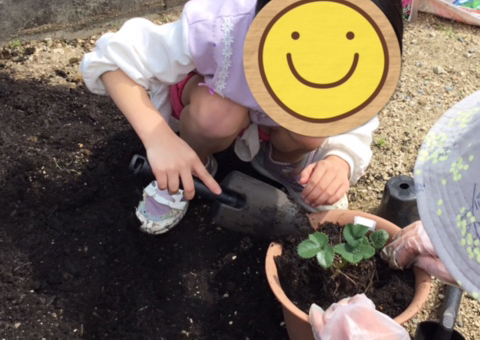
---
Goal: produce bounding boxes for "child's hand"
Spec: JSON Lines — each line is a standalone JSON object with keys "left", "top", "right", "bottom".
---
{"left": 99, "top": 69, "right": 221, "bottom": 200}
{"left": 299, "top": 155, "right": 350, "bottom": 208}
{"left": 145, "top": 126, "right": 221, "bottom": 200}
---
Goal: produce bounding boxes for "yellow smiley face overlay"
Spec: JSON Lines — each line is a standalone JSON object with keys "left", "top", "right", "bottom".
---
{"left": 244, "top": 0, "right": 401, "bottom": 136}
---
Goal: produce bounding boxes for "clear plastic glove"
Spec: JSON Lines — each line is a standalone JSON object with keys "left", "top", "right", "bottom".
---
{"left": 381, "top": 220, "right": 456, "bottom": 285}
{"left": 309, "top": 294, "right": 410, "bottom": 340}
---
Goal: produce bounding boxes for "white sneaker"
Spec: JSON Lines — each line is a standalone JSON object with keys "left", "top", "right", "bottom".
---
{"left": 136, "top": 156, "right": 218, "bottom": 235}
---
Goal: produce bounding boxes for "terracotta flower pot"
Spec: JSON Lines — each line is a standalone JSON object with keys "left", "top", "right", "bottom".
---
{"left": 265, "top": 209, "right": 432, "bottom": 340}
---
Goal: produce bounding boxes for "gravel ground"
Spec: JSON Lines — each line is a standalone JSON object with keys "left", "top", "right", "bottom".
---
{"left": 1, "top": 10, "right": 479, "bottom": 339}
{"left": 350, "top": 13, "right": 480, "bottom": 340}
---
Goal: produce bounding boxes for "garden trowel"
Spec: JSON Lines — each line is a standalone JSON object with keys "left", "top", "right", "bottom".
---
{"left": 129, "top": 154, "right": 309, "bottom": 238}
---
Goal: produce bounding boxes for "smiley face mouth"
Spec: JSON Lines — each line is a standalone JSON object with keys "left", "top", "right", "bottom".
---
{"left": 287, "top": 52, "right": 360, "bottom": 89}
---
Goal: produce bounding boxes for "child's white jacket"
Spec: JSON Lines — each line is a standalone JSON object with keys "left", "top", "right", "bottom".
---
{"left": 81, "top": 0, "right": 380, "bottom": 183}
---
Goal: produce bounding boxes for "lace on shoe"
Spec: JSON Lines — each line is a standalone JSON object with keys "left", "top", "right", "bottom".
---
{"left": 136, "top": 156, "right": 218, "bottom": 235}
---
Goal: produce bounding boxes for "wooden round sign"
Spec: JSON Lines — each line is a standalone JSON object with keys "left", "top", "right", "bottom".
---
{"left": 244, "top": 0, "right": 401, "bottom": 137}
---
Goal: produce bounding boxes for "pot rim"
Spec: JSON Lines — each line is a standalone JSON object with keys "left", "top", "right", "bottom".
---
{"left": 265, "top": 209, "right": 432, "bottom": 325}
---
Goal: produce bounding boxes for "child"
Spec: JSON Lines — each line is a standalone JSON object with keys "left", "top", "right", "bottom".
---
{"left": 80, "top": 0, "right": 403, "bottom": 235}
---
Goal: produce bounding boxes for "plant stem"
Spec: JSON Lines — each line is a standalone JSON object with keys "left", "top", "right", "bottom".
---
{"left": 363, "top": 261, "right": 377, "bottom": 294}
{"left": 336, "top": 269, "right": 357, "bottom": 286}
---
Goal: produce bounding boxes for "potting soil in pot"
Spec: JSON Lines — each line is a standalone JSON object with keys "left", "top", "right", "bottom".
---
{"left": 274, "top": 222, "right": 415, "bottom": 317}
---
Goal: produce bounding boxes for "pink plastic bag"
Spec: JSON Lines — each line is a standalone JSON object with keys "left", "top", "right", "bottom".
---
{"left": 309, "top": 294, "right": 410, "bottom": 340}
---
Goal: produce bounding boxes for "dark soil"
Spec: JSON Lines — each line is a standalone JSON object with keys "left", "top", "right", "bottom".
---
{"left": 0, "top": 71, "right": 289, "bottom": 339}
{"left": 0, "top": 66, "right": 413, "bottom": 339}
{"left": 275, "top": 222, "right": 416, "bottom": 317}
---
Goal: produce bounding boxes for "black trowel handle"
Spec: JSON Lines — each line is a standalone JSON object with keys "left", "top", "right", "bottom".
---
{"left": 129, "top": 154, "right": 245, "bottom": 209}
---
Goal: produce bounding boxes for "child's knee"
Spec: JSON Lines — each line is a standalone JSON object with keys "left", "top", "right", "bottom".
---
{"left": 190, "top": 95, "right": 249, "bottom": 138}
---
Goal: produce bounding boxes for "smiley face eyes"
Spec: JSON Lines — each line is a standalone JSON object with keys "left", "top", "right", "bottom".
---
{"left": 291, "top": 31, "right": 354, "bottom": 40}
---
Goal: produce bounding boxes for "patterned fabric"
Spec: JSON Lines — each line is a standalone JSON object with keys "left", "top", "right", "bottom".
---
{"left": 414, "top": 90, "right": 480, "bottom": 299}
{"left": 183, "top": 0, "right": 275, "bottom": 125}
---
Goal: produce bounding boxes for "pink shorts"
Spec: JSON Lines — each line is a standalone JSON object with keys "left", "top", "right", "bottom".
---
{"left": 170, "top": 72, "right": 196, "bottom": 120}
{"left": 169, "top": 73, "right": 270, "bottom": 141}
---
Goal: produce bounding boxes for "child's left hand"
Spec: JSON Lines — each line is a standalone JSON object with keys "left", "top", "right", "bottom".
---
{"left": 299, "top": 155, "right": 350, "bottom": 208}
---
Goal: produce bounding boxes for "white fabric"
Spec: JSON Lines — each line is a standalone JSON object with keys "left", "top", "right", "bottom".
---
{"left": 80, "top": 16, "right": 195, "bottom": 123}
{"left": 80, "top": 16, "right": 376, "bottom": 182}
{"left": 234, "top": 123, "right": 261, "bottom": 162}
{"left": 322, "top": 116, "right": 379, "bottom": 184}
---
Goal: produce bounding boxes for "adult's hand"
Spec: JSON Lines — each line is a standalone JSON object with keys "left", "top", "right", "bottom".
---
{"left": 381, "top": 220, "right": 455, "bottom": 285}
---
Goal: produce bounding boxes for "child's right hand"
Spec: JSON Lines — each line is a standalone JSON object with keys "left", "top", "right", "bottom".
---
{"left": 99, "top": 70, "right": 221, "bottom": 200}
{"left": 144, "top": 126, "right": 221, "bottom": 200}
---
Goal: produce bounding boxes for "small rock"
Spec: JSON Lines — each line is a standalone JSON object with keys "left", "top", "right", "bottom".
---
{"left": 52, "top": 48, "right": 65, "bottom": 55}
{"left": 69, "top": 57, "right": 80, "bottom": 64}
{"left": 55, "top": 69, "right": 67, "bottom": 78}
{"left": 24, "top": 47, "right": 35, "bottom": 55}
{"left": 433, "top": 66, "right": 445, "bottom": 74}
{"left": 429, "top": 32, "right": 437, "bottom": 38}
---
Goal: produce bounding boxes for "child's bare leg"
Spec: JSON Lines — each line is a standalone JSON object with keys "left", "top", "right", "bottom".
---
{"left": 179, "top": 75, "right": 250, "bottom": 163}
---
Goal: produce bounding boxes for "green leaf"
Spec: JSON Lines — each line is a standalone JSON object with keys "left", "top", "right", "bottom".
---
{"left": 308, "top": 232, "right": 328, "bottom": 248}
{"left": 334, "top": 243, "right": 363, "bottom": 264}
{"left": 297, "top": 239, "right": 322, "bottom": 258}
{"left": 369, "top": 230, "right": 389, "bottom": 250}
{"left": 343, "top": 224, "right": 369, "bottom": 247}
{"left": 316, "top": 245, "right": 335, "bottom": 269}
{"left": 358, "top": 243, "right": 376, "bottom": 260}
